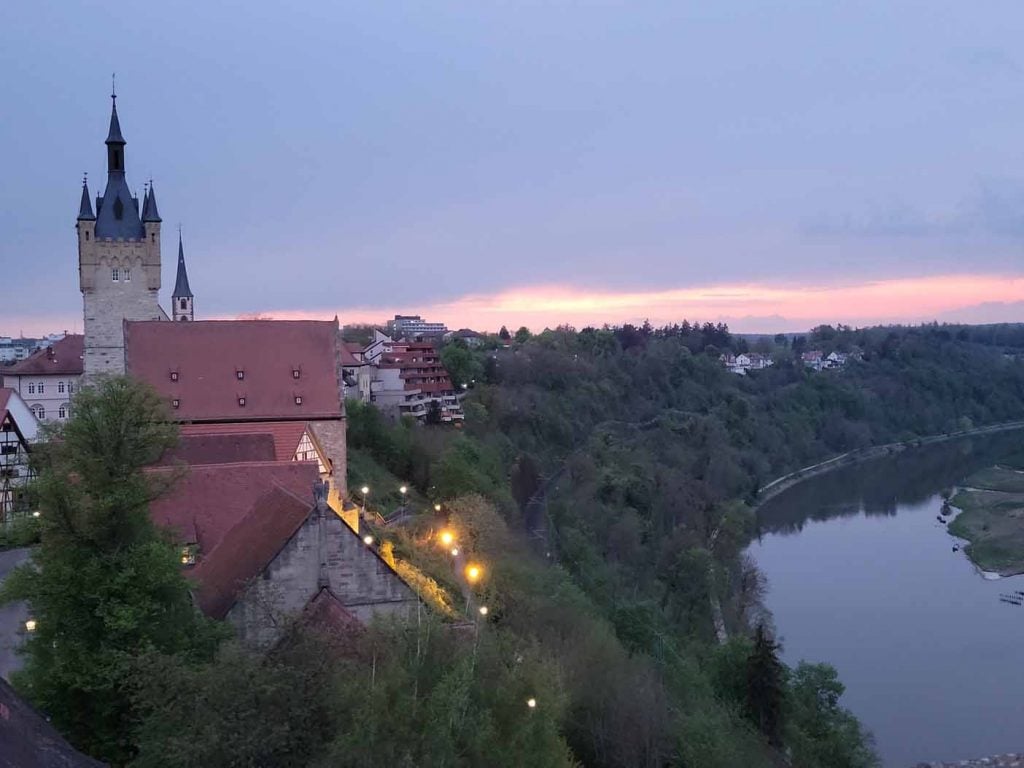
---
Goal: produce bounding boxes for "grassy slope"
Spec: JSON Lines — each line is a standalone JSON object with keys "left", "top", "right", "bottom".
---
{"left": 950, "top": 466, "right": 1024, "bottom": 575}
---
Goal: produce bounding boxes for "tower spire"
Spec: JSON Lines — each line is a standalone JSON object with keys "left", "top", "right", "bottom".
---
{"left": 77, "top": 173, "right": 95, "bottom": 221}
{"left": 172, "top": 228, "right": 195, "bottom": 321}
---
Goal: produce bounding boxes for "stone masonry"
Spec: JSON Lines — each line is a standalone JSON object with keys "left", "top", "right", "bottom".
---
{"left": 227, "top": 486, "right": 418, "bottom": 649}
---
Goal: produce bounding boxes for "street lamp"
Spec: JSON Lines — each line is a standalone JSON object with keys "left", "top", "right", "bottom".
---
{"left": 478, "top": 605, "right": 488, "bottom": 616}
{"left": 363, "top": 535, "right": 374, "bottom": 546}
{"left": 465, "top": 564, "right": 483, "bottom": 584}
{"left": 399, "top": 485, "right": 408, "bottom": 495}
{"left": 434, "top": 503, "right": 442, "bottom": 513}
{"left": 360, "top": 486, "right": 370, "bottom": 517}
{"left": 439, "top": 529, "right": 455, "bottom": 547}
{"left": 24, "top": 618, "right": 37, "bottom": 633}
{"left": 450, "top": 547, "right": 459, "bottom": 557}
{"left": 527, "top": 698, "right": 537, "bottom": 709}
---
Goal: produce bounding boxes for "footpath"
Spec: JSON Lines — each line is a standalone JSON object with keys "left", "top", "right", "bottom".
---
{"left": 914, "top": 755, "right": 1024, "bottom": 767}
{"left": 755, "top": 419, "right": 1024, "bottom": 508}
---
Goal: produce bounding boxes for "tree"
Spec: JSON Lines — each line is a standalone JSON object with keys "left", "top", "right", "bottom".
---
{"left": 426, "top": 399, "right": 443, "bottom": 425}
{"left": 1, "top": 377, "right": 224, "bottom": 764}
{"left": 499, "top": 325, "right": 512, "bottom": 341}
{"left": 515, "top": 326, "right": 532, "bottom": 344}
{"left": 746, "top": 623, "right": 786, "bottom": 748}
{"left": 440, "top": 341, "right": 483, "bottom": 389}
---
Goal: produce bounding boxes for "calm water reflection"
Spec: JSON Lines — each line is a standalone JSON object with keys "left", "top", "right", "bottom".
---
{"left": 751, "top": 431, "right": 1024, "bottom": 768}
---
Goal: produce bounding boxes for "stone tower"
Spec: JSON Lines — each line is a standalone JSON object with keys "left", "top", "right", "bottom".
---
{"left": 171, "top": 232, "right": 194, "bottom": 321}
{"left": 77, "top": 91, "right": 163, "bottom": 376}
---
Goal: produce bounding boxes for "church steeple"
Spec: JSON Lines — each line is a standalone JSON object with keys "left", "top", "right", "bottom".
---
{"left": 172, "top": 231, "right": 194, "bottom": 322}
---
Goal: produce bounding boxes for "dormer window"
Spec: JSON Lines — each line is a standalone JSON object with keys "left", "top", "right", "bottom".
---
{"left": 292, "top": 368, "right": 301, "bottom": 379}
{"left": 238, "top": 397, "right": 246, "bottom": 407}
{"left": 171, "top": 398, "right": 180, "bottom": 409}
{"left": 236, "top": 370, "right": 245, "bottom": 381}
{"left": 170, "top": 371, "right": 179, "bottom": 382}
{"left": 295, "top": 396, "right": 303, "bottom": 405}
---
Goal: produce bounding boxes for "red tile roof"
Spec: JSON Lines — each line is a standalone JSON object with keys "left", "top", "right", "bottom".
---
{"left": 0, "top": 388, "right": 10, "bottom": 415}
{"left": 157, "top": 432, "right": 277, "bottom": 466}
{"left": 178, "top": 421, "right": 308, "bottom": 462}
{"left": 339, "top": 346, "right": 361, "bottom": 366}
{"left": 4, "top": 335, "right": 84, "bottom": 377}
{"left": 124, "top": 320, "right": 342, "bottom": 422}
{"left": 148, "top": 461, "right": 319, "bottom": 554}
{"left": 301, "top": 587, "right": 363, "bottom": 638}
{"left": 190, "top": 483, "right": 313, "bottom": 619}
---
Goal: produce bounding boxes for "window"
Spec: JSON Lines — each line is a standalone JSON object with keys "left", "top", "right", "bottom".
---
{"left": 27, "top": 384, "right": 34, "bottom": 394}
{"left": 238, "top": 397, "right": 246, "bottom": 407}
{"left": 0, "top": 445, "right": 17, "bottom": 455}
{"left": 85, "top": 231, "right": 90, "bottom": 241}
{"left": 37, "top": 383, "right": 44, "bottom": 394}
{"left": 170, "top": 371, "right": 179, "bottom": 382}
{"left": 31, "top": 406, "right": 45, "bottom": 420}
{"left": 124, "top": 268, "right": 131, "bottom": 282}
{"left": 58, "top": 406, "right": 67, "bottom": 419}
{"left": 58, "top": 381, "right": 65, "bottom": 394}
{"left": 180, "top": 298, "right": 187, "bottom": 310}
{"left": 68, "top": 382, "right": 74, "bottom": 394}
{"left": 180, "top": 545, "right": 197, "bottom": 566}
{"left": 171, "top": 399, "right": 180, "bottom": 409}
{"left": 292, "top": 368, "right": 301, "bottom": 379}
{"left": 294, "top": 396, "right": 303, "bottom": 405}
{"left": 112, "top": 267, "right": 120, "bottom": 282}
{"left": 236, "top": 370, "right": 245, "bottom": 380}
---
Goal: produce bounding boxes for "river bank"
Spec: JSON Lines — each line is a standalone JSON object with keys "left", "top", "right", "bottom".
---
{"left": 754, "top": 419, "right": 1024, "bottom": 509}
{"left": 949, "top": 465, "right": 1024, "bottom": 576}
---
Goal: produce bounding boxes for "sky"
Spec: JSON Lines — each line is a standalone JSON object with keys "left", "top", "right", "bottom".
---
{"left": 3, "top": 1, "right": 1024, "bottom": 335}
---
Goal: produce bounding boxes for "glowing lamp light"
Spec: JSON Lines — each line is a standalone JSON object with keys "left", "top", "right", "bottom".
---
{"left": 360, "top": 486, "right": 370, "bottom": 496}
{"left": 439, "top": 530, "right": 454, "bottom": 546}
{"left": 363, "top": 535, "right": 374, "bottom": 546}
{"left": 465, "top": 564, "right": 482, "bottom": 583}
{"left": 527, "top": 698, "right": 537, "bottom": 709}
{"left": 399, "top": 485, "right": 408, "bottom": 494}
{"left": 32, "top": 511, "right": 41, "bottom": 518}
{"left": 450, "top": 547, "right": 460, "bottom": 556}
{"left": 434, "top": 503, "right": 442, "bottom": 513}
{"left": 478, "top": 606, "right": 489, "bottom": 616}
{"left": 24, "top": 619, "right": 37, "bottom": 633}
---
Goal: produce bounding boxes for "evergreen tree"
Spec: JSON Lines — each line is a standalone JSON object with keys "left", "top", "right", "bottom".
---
{"left": 1, "top": 377, "right": 224, "bottom": 764}
{"left": 746, "top": 623, "right": 787, "bottom": 748}
{"left": 499, "top": 325, "right": 512, "bottom": 341}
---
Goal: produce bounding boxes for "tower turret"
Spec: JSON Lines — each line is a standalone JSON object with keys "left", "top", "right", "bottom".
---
{"left": 172, "top": 232, "right": 194, "bottom": 322}
{"left": 78, "top": 87, "right": 163, "bottom": 376}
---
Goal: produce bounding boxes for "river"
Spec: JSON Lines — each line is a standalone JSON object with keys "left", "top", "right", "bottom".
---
{"left": 750, "top": 430, "right": 1024, "bottom": 768}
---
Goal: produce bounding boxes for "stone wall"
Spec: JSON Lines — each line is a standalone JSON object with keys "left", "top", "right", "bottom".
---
{"left": 227, "top": 499, "right": 418, "bottom": 649}
{"left": 310, "top": 418, "right": 348, "bottom": 498}
{"left": 78, "top": 220, "right": 162, "bottom": 376}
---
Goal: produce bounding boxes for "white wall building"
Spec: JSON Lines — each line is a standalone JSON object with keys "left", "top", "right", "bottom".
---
{"left": 2, "top": 335, "right": 84, "bottom": 423}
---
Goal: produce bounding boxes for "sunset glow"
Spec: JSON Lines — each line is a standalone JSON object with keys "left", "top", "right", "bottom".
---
{"left": 277, "top": 273, "right": 1024, "bottom": 333}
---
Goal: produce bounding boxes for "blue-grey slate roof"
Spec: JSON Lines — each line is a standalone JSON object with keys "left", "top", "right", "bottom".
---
{"left": 172, "top": 235, "right": 193, "bottom": 298}
{"left": 95, "top": 174, "right": 144, "bottom": 239}
{"left": 106, "top": 98, "right": 125, "bottom": 145}
{"left": 77, "top": 181, "right": 95, "bottom": 220}
{"left": 142, "top": 182, "right": 161, "bottom": 222}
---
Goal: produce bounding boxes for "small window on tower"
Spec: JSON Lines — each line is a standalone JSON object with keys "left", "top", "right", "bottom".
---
{"left": 112, "top": 268, "right": 119, "bottom": 282}
{"left": 151, "top": 234, "right": 155, "bottom": 243}
{"left": 180, "top": 298, "right": 187, "bottom": 310}
{"left": 236, "top": 370, "right": 245, "bottom": 381}
{"left": 171, "top": 399, "right": 180, "bottom": 409}
{"left": 292, "top": 368, "right": 301, "bottom": 379}
{"left": 85, "top": 232, "right": 90, "bottom": 241}
{"left": 124, "top": 268, "right": 131, "bottom": 282}
{"left": 170, "top": 371, "right": 179, "bottom": 382}
{"left": 238, "top": 397, "right": 246, "bottom": 407}
{"left": 295, "top": 396, "right": 303, "bottom": 405}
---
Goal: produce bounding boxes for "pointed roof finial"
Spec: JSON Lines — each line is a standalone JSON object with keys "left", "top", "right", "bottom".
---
{"left": 112, "top": 72, "right": 116, "bottom": 101}
{"left": 106, "top": 77, "right": 125, "bottom": 146}
{"left": 78, "top": 173, "right": 95, "bottom": 221}
{"left": 142, "top": 178, "right": 162, "bottom": 222}
{"left": 173, "top": 228, "right": 194, "bottom": 298}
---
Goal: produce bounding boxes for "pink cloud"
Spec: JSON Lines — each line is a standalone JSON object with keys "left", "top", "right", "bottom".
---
{"left": 258, "top": 273, "right": 1024, "bottom": 333}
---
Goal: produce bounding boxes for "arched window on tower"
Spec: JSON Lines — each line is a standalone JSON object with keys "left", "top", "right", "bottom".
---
{"left": 180, "top": 298, "right": 188, "bottom": 310}
{"left": 112, "top": 268, "right": 120, "bottom": 282}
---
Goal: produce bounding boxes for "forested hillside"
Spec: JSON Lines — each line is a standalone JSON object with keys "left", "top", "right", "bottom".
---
{"left": 343, "top": 321, "right": 1024, "bottom": 767}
